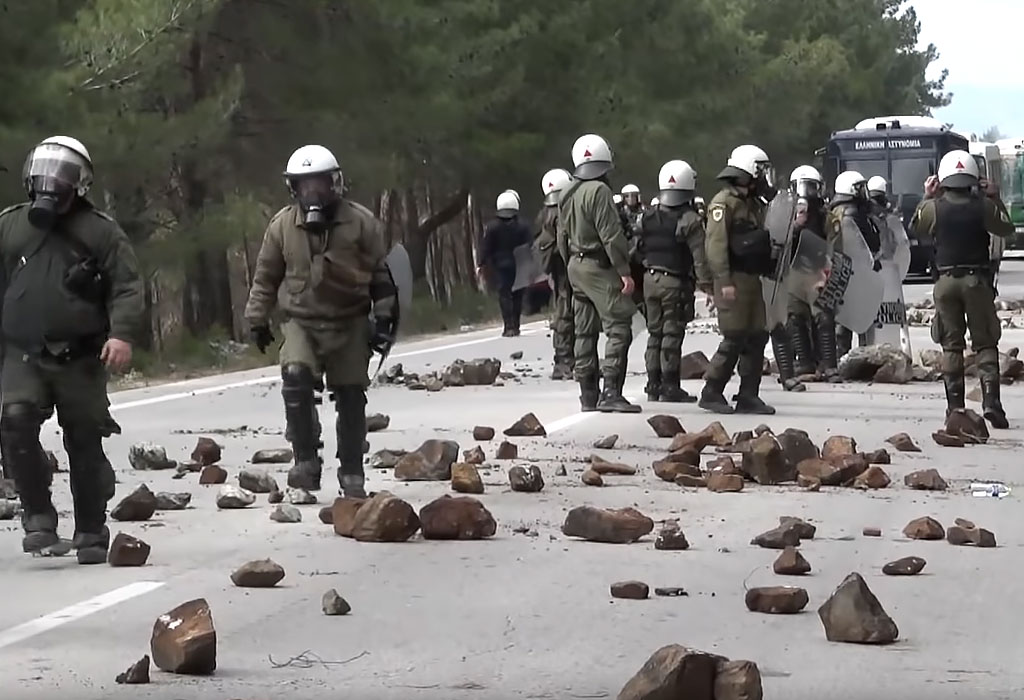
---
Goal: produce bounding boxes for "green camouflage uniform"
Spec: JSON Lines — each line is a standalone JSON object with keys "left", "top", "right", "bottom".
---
{"left": 533, "top": 206, "right": 574, "bottom": 378}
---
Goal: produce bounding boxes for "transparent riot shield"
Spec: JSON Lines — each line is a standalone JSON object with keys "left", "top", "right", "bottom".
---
{"left": 512, "top": 242, "right": 545, "bottom": 291}
{"left": 865, "top": 214, "right": 912, "bottom": 355}
{"left": 761, "top": 191, "right": 798, "bottom": 327}
{"left": 828, "top": 215, "right": 885, "bottom": 334}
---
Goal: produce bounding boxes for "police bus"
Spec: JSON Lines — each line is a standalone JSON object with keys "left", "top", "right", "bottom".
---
{"left": 817, "top": 115, "right": 969, "bottom": 280}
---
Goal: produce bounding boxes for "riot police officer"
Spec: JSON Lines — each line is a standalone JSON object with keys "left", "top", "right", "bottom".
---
{"left": 867, "top": 175, "right": 890, "bottom": 215}
{"left": 637, "top": 160, "right": 711, "bottom": 402}
{"left": 911, "top": 150, "right": 1015, "bottom": 427}
{"left": 245, "top": 145, "right": 398, "bottom": 498}
{"left": 557, "top": 134, "right": 640, "bottom": 413}
{"left": 699, "top": 145, "right": 777, "bottom": 415}
{"left": 620, "top": 184, "right": 644, "bottom": 226}
{"left": 534, "top": 168, "right": 575, "bottom": 379}
{"left": 480, "top": 191, "right": 531, "bottom": 336}
{"left": 694, "top": 196, "right": 708, "bottom": 226}
{"left": 0, "top": 135, "right": 143, "bottom": 564}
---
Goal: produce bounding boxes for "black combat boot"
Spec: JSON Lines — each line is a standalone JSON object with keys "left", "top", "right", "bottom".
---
{"left": 1, "top": 405, "right": 61, "bottom": 553}
{"left": 645, "top": 369, "right": 662, "bottom": 402}
{"left": 698, "top": 336, "right": 742, "bottom": 414}
{"left": 597, "top": 373, "right": 642, "bottom": 413}
{"left": 735, "top": 334, "right": 776, "bottom": 415}
{"left": 22, "top": 512, "right": 60, "bottom": 554}
{"left": 977, "top": 351, "right": 1009, "bottom": 429}
{"left": 659, "top": 372, "right": 696, "bottom": 403}
{"left": 283, "top": 364, "right": 324, "bottom": 491}
{"left": 813, "top": 316, "right": 843, "bottom": 382}
{"left": 942, "top": 373, "right": 966, "bottom": 418}
{"left": 787, "top": 315, "right": 816, "bottom": 377}
{"left": 334, "top": 387, "right": 369, "bottom": 498}
{"left": 579, "top": 375, "right": 600, "bottom": 412}
{"left": 74, "top": 526, "right": 110, "bottom": 565}
{"left": 551, "top": 362, "right": 572, "bottom": 380}
{"left": 770, "top": 326, "right": 805, "bottom": 392}
{"left": 66, "top": 430, "right": 117, "bottom": 565}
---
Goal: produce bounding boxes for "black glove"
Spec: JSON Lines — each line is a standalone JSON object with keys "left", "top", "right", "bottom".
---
{"left": 370, "top": 317, "right": 394, "bottom": 355}
{"left": 873, "top": 259, "right": 882, "bottom": 272}
{"left": 250, "top": 325, "right": 274, "bottom": 354}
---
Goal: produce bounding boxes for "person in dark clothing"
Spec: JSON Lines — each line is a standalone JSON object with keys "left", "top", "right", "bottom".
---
{"left": 478, "top": 191, "right": 532, "bottom": 336}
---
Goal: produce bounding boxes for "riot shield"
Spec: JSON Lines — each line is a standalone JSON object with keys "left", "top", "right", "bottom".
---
{"left": 830, "top": 216, "right": 885, "bottom": 334}
{"left": 761, "top": 191, "right": 798, "bottom": 327}
{"left": 386, "top": 243, "right": 414, "bottom": 312}
{"left": 512, "top": 243, "right": 545, "bottom": 292}
{"left": 866, "top": 214, "right": 912, "bottom": 355}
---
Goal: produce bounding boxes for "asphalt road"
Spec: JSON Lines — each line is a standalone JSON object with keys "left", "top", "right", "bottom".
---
{"left": 2, "top": 279, "right": 1024, "bottom": 700}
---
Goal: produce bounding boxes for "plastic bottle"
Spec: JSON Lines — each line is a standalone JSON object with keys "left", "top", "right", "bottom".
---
{"left": 970, "top": 482, "right": 1011, "bottom": 498}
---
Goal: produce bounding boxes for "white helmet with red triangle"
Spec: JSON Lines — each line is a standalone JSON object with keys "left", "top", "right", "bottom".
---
{"left": 571, "top": 134, "right": 614, "bottom": 180}
{"left": 540, "top": 168, "right": 572, "bottom": 205}
{"left": 658, "top": 160, "right": 696, "bottom": 206}
{"left": 938, "top": 149, "right": 979, "bottom": 188}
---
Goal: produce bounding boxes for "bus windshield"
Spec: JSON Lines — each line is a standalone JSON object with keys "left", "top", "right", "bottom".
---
{"left": 890, "top": 157, "right": 933, "bottom": 196}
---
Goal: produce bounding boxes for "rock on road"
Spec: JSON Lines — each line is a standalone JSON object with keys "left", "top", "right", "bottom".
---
{"left": 2, "top": 272, "right": 1024, "bottom": 699}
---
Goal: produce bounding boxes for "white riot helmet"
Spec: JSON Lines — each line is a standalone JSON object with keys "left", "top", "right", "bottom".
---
{"left": 22, "top": 135, "right": 95, "bottom": 229}
{"left": 284, "top": 145, "right": 344, "bottom": 229}
{"left": 867, "top": 176, "right": 888, "bottom": 197}
{"left": 541, "top": 169, "right": 571, "bottom": 206}
{"left": 938, "top": 150, "right": 980, "bottom": 189}
{"left": 620, "top": 183, "right": 641, "bottom": 208}
{"left": 571, "top": 133, "right": 614, "bottom": 180}
{"left": 502, "top": 189, "right": 521, "bottom": 208}
{"left": 789, "top": 165, "right": 823, "bottom": 199}
{"left": 495, "top": 191, "right": 520, "bottom": 218}
{"left": 612, "top": 193, "right": 623, "bottom": 206}
{"left": 650, "top": 197, "right": 660, "bottom": 207}
{"left": 722, "top": 144, "right": 773, "bottom": 186}
{"left": 657, "top": 160, "right": 697, "bottom": 207}
{"left": 834, "top": 170, "right": 868, "bottom": 199}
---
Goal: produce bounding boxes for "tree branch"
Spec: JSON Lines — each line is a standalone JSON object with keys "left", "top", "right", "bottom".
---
{"left": 414, "top": 188, "right": 469, "bottom": 239}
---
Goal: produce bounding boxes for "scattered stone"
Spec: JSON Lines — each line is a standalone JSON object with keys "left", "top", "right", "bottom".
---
{"left": 679, "top": 350, "right": 711, "bottom": 379}
{"left": 945, "top": 408, "right": 989, "bottom": 444}
{"left": 111, "top": 485, "right": 158, "bottom": 522}
{"left": 705, "top": 421, "right": 732, "bottom": 446}
{"left": 730, "top": 430, "right": 755, "bottom": 447}
{"left": 150, "top": 598, "right": 217, "bottom": 675}
{"left": 904, "top": 468, "right": 948, "bottom": 491}
{"left": 947, "top": 522, "right": 996, "bottom": 548}
{"left": 653, "top": 460, "right": 698, "bottom": 482}
{"left": 473, "top": 426, "right": 496, "bottom": 441}
{"left": 322, "top": 588, "right": 351, "bottom": 616}
{"left": 886, "top": 433, "right": 921, "bottom": 452}
{"left": 854, "top": 465, "right": 891, "bottom": 490}
{"left": 714, "top": 659, "right": 763, "bottom": 700}
{"left": 707, "top": 472, "right": 744, "bottom": 492}
{"left": 495, "top": 441, "right": 518, "bottom": 460}
{"left": 675, "top": 474, "right": 707, "bottom": 488}
{"left": 863, "top": 527, "right": 881, "bottom": 537}
{"left": 654, "top": 587, "right": 688, "bottom": 597}
{"left": 562, "top": 505, "right": 653, "bottom": 543}
{"left": 463, "top": 446, "right": 485, "bottom": 465}
{"left": 422, "top": 375, "right": 444, "bottom": 392}
{"left": 394, "top": 439, "right": 460, "bottom": 480}
{"left": 817, "top": 572, "right": 899, "bottom": 644}
{"left": 779, "top": 516, "right": 816, "bottom": 539}
{"left": 129, "top": 442, "right": 177, "bottom": 471}
{"left": 419, "top": 495, "right": 497, "bottom": 540}
{"left": 251, "top": 447, "right": 293, "bottom": 464}
{"left": 191, "top": 438, "right": 222, "bottom": 466}
{"left": 115, "top": 655, "right": 151, "bottom": 684}
{"left": 955, "top": 517, "right": 976, "bottom": 529}
{"left": 648, "top": 414, "right": 685, "bottom": 438}
{"left": 504, "top": 412, "right": 546, "bottom": 437}
{"left": 331, "top": 497, "right": 366, "bottom": 537}
{"left": 154, "top": 492, "right": 191, "bottom": 510}
{"left": 593, "top": 434, "right": 618, "bottom": 449}
{"left": 866, "top": 448, "right": 891, "bottom": 465}
{"left": 776, "top": 428, "right": 819, "bottom": 469}
{"left": 751, "top": 524, "right": 801, "bottom": 549}
{"left": 654, "top": 522, "right": 689, "bottom": 550}
{"left": 368, "top": 448, "right": 406, "bottom": 469}
{"left": 108, "top": 532, "right": 151, "bottom": 566}
{"left": 798, "top": 475, "right": 821, "bottom": 491}
{"left": 199, "top": 465, "right": 228, "bottom": 484}
{"left": 270, "top": 504, "right": 302, "bottom": 523}
{"left": 366, "top": 413, "right": 390, "bottom": 432}
{"left": 822, "top": 435, "right": 857, "bottom": 460}
{"left": 268, "top": 489, "right": 283, "bottom": 504}
{"left": 664, "top": 446, "right": 701, "bottom": 466}
{"left": 238, "top": 468, "right": 278, "bottom": 494}
{"left": 442, "top": 358, "right": 501, "bottom": 386}
{"left": 745, "top": 586, "right": 809, "bottom": 614}
{"left": 708, "top": 455, "right": 741, "bottom": 474}
{"left": 581, "top": 468, "right": 604, "bottom": 486}
{"left": 284, "top": 487, "right": 317, "bottom": 505}
{"left": 351, "top": 491, "right": 420, "bottom": 542}
{"left": 903, "top": 516, "right": 945, "bottom": 540}
{"left": 616, "top": 645, "right": 722, "bottom": 700}
{"left": 451, "top": 463, "right": 484, "bottom": 494}
{"left": 508, "top": 465, "right": 544, "bottom": 492}
{"left": 509, "top": 350, "right": 523, "bottom": 360}
{"left": 796, "top": 458, "right": 839, "bottom": 486}
{"left": 231, "top": 559, "right": 285, "bottom": 588}
{"left": 932, "top": 430, "right": 965, "bottom": 447}
{"left": 773, "top": 546, "right": 811, "bottom": 575}
{"left": 216, "top": 485, "right": 255, "bottom": 509}
{"left": 668, "top": 422, "right": 729, "bottom": 452}
{"left": 839, "top": 344, "right": 912, "bottom": 383}
{"left": 611, "top": 581, "right": 649, "bottom": 599}
{"left": 589, "top": 454, "right": 636, "bottom": 476}
{"left": 318, "top": 505, "right": 333, "bottom": 524}
{"left": 883, "top": 556, "right": 926, "bottom": 576}
{"left": 740, "top": 434, "right": 794, "bottom": 485}
{"left": 554, "top": 465, "right": 567, "bottom": 476}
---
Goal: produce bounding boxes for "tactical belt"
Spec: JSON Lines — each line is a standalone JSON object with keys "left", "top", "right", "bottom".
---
{"left": 571, "top": 250, "right": 611, "bottom": 268}
{"left": 40, "top": 336, "right": 105, "bottom": 364}
{"left": 646, "top": 268, "right": 685, "bottom": 279}
{"left": 937, "top": 266, "right": 987, "bottom": 278}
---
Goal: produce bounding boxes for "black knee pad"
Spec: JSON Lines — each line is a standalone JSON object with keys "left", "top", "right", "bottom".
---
{"left": 1, "top": 403, "right": 43, "bottom": 456}
{"left": 282, "top": 363, "right": 316, "bottom": 395}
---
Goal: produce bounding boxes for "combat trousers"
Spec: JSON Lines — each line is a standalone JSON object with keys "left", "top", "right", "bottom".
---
{"left": 566, "top": 256, "right": 636, "bottom": 386}
{"left": 494, "top": 264, "right": 523, "bottom": 335}
{"left": 279, "top": 318, "right": 372, "bottom": 494}
{"left": 643, "top": 270, "right": 694, "bottom": 399}
{"left": 932, "top": 271, "right": 1006, "bottom": 426}
{"left": 550, "top": 272, "right": 575, "bottom": 376}
{"left": 0, "top": 348, "right": 118, "bottom": 550}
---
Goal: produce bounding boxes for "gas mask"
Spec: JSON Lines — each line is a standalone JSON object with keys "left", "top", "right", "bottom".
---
{"left": 291, "top": 175, "right": 338, "bottom": 232}
{"left": 28, "top": 177, "right": 75, "bottom": 230}
{"left": 754, "top": 163, "right": 778, "bottom": 202}
{"left": 23, "top": 143, "right": 92, "bottom": 230}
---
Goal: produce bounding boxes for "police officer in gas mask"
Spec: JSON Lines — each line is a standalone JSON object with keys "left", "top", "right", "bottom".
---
{"left": 0, "top": 135, "right": 143, "bottom": 564}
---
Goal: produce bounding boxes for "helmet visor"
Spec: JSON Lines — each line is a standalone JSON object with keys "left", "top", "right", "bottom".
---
{"left": 756, "top": 161, "right": 775, "bottom": 188}
{"left": 23, "top": 144, "right": 92, "bottom": 193}
{"left": 794, "top": 179, "right": 821, "bottom": 198}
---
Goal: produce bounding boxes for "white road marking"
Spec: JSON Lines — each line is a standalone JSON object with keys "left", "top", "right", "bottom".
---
{"left": 0, "top": 581, "right": 166, "bottom": 651}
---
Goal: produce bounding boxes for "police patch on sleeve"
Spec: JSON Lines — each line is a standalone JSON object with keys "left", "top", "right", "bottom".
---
{"left": 710, "top": 206, "right": 725, "bottom": 223}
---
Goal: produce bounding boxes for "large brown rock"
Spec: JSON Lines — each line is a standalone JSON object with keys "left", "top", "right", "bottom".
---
{"left": 472, "top": 426, "right": 496, "bottom": 441}
{"left": 653, "top": 460, "right": 701, "bottom": 483}
{"left": 708, "top": 455, "right": 741, "bottom": 475}
{"left": 705, "top": 421, "right": 732, "bottom": 446}
{"left": 562, "top": 505, "right": 653, "bottom": 544}
{"left": 903, "top": 516, "right": 944, "bottom": 540}
{"left": 495, "top": 441, "right": 519, "bottom": 460}
{"left": 904, "top": 468, "right": 948, "bottom": 491}
{"left": 654, "top": 522, "right": 689, "bottom": 550}
{"left": 932, "top": 430, "right": 966, "bottom": 447}
{"left": 191, "top": 437, "right": 222, "bottom": 466}
{"left": 589, "top": 454, "right": 637, "bottom": 476}
{"left": 442, "top": 358, "right": 501, "bottom": 386}
{"left": 199, "top": 465, "right": 228, "bottom": 484}
{"left": 616, "top": 644, "right": 721, "bottom": 700}
{"left": 670, "top": 422, "right": 729, "bottom": 452}
{"left": 610, "top": 581, "right": 650, "bottom": 600}
{"left": 648, "top": 415, "right": 684, "bottom": 438}
{"left": 115, "top": 655, "right": 151, "bottom": 684}
{"left": 331, "top": 497, "right": 366, "bottom": 537}
{"left": 504, "top": 412, "right": 546, "bottom": 437}
{"left": 796, "top": 457, "right": 841, "bottom": 486}
{"left": 508, "top": 465, "right": 544, "bottom": 492}
{"left": 393, "top": 439, "right": 460, "bottom": 481}
{"left": 108, "top": 532, "right": 151, "bottom": 567}
{"left": 111, "top": 485, "right": 158, "bottom": 522}
{"left": 462, "top": 446, "right": 485, "bottom": 465}
{"left": 714, "top": 659, "right": 763, "bottom": 700}
{"left": 675, "top": 474, "right": 707, "bottom": 488}
{"left": 745, "top": 586, "right": 809, "bottom": 614}
{"left": 947, "top": 522, "right": 996, "bottom": 548}
{"left": 886, "top": 432, "right": 921, "bottom": 452}
{"left": 706, "top": 472, "right": 744, "bottom": 492}
{"left": 582, "top": 468, "right": 604, "bottom": 486}
{"left": 776, "top": 428, "right": 819, "bottom": 469}
{"left": 779, "top": 516, "right": 816, "bottom": 540}
{"left": 750, "top": 523, "right": 801, "bottom": 549}
{"left": 883, "top": 556, "right": 926, "bottom": 576}
{"left": 866, "top": 448, "right": 891, "bottom": 465}
{"left": 817, "top": 572, "right": 898, "bottom": 644}
{"left": 773, "top": 546, "right": 811, "bottom": 575}
{"left": 663, "top": 446, "right": 701, "bottom": 466}
{"left": 853, "top": 465, "right": 891, "bottom": 490}
{"left": 451, "top": 463, "right": 484, "bottom": 494}
{"left": 679, "top": 350, "right": 711, "bottom": 379}
{"left": 150, "top": 598, "right": 217, "bottom": 675}
{"left": 821, "top": 435, "right": 857, "bottom": 460}
{"left": 945, "top": 408, "right": 989, "bottom": 444}
{"left": 740, "top": 434, "right": 795, "bottom": 485}
{"left": 230, "top": 559, "right": 285, "bottom": 587}
{"left": 419, "top": 495, "right": 496, "bottom": 540}
{"left": 350, "top": 491, "right": 420, "bottom": 542}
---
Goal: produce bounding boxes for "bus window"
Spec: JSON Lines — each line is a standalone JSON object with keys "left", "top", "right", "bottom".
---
{"left": 890, "top": 157, "right": 934, "bottom": 195}
{"left": 840, "top": 158, "right": 887, "bottom": 181}
{"left": 972, "top": 155, "right": 988, "bottom": 179}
